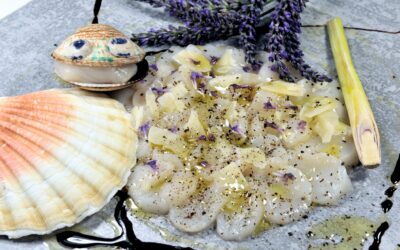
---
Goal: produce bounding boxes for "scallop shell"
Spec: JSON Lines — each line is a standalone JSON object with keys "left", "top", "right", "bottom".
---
{"left": 0, "top": 88, "right": 137, "bottom": 238}
{"left": 52, "top": 24, "right": 145, "bottom": 67}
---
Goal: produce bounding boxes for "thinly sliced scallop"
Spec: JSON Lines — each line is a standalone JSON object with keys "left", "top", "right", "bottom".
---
{"left": 0, "top": 89, "right": 137, "bottom": 238}
{"left": 127, "top": 153, "right": 198, "bottom": 214}
{"left": 216, "top": 192, "right": 264, "bottom": 241}
{"left": 168, "top": 184, "right": 227, "bottom": 233}
{"left": 294, "top": 153, "right": 352, "bottom": 205}
{"left": 263, "top": 166, "right": 312, "bottom": 224}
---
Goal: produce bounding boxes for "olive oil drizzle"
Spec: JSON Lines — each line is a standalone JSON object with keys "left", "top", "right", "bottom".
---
{"left": 56, "top": 191, "right": 191, "bottom": 249}
{"left": 369, "top": 154, "right": 400, "bottom": 249}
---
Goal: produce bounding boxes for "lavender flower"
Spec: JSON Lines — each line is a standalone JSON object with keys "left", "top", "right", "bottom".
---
{"left": 285, "top": 104, "right": 298, "bottom": 110}
{"left": 210, "top": 90, "right": 218, "bottom": 97}
{"left": 297, "top": 120, "right": 307, "bottom": 130}
{"left": 139, "top": 122, "right": 151, "bottom": 138}
{"left": 207, "top": 134, "right": 216, "bottom": 142}
{"left": 198, "top": 135, "right": 207, "bottom": 141}
{"left": 264, "top": 121, "right": 283, "bottom": 132}
{"left": 150, "top": 63, "right": 158, "bottom": 71}
{"left": 210, "top": 56, "right": 219, "bottom": 65}
{"left": 200, "top": 160, "right": 209, "bottom": 167}
{"left": 237, "top": 0, "right": 264, "bottom": 70}
{"left": 151, "top": 87, "right": 167, "bottom": 96}
{"left": 264, "top": 101, "right": 276, "bottom": 109}
{"left": 274, "top": 171, "right": 296, "bottom": 182}
{"left": 146, "top": 160, "right": 158, "bottom": 171}
{"left": 168, "top": 127, "right": 178, "bottom": 133}
{"left": 263, "top": 0, "right": 331, "bottom": 82}
{"left": 231, "top": 84, "right": 253, "bottom": 90}
{"left": 230, "top": 124, "right": 242, "bottom": 134}
{"left": 282, "top": 172, "right": 296, "bottom": 182}
{"left": 191, "top": 71, "right": 203, "bottom": 87}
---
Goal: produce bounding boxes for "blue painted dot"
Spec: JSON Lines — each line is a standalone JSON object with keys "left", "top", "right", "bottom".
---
{"left": 73, "top": 39, "right": 85, "bottom": 49}
{"left": 117, "top": 53, "right": 131, "bottom": 58}
{"left": 111, "top": 38, "right": 128, "bottom": 45}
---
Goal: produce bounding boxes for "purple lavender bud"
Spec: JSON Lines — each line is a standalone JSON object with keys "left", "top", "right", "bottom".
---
{"left": 168, "top": 127, "right": 178, "bottom": 133}
{"left": 139, "top": 122, "right": 151, "bottom": 138}
{"left": 297, "top": 120, "right": 307, "bottom": 130}
{"left": 200, "top": 161, "right": 209, "bottom": 167}
{"left": 198, "top": 82, "right": 206, "bottom": 93}
{"left": 282, "top": 172, "right": 296, "bottom": 182}
{"left": 147, "top": 160, "right": 158, "bottom": 171}
{"left": 207, "top": 134, "right": 216, "bottom": 142}
{"left": 210, "top": 56, "right": 219, "bottom": 65}
{"left": 230, "top": 124, "right": 241, "bottom": 134}
{"left": 231, "top": 84, "right": 253, "bottom": 90}
{"left": 150, "top": 64, "right": 158, "bottom": 71}
{"left": 264, "top": 101, "right": 276, "bottom": 110}
{"left": 198, "top": 135, "right": 207, "bottom": 141}
{"left": 264, "top": 121, "right": 283, "bottom": 132}
{"left": 210, "top": 91, "right": 218, "bottom": 97}
{"left": 285, "top": 104, "right": 298, "bottom": 110}
{"left": 242, "top": 66, "right": 251, "bottom": 72}
{"left": 151, "top": 87, "right": 167, "bottom": 96}
{"left": 191, "top": 71, "right": 204, "bottom": 88}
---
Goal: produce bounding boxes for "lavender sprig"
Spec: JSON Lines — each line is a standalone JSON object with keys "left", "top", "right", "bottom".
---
{"left": 133, "top": 0, "right": 331, "bottom": 82}
{"left": 263, "top": 0, "right": 331, "bottom": 82}
{"left": 133, "top": 24, "right": 235, "bottom": 46}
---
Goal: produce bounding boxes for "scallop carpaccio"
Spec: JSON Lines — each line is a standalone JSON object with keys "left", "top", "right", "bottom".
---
{"left": 128, "top": 44, "right": 358, "bottom": 241}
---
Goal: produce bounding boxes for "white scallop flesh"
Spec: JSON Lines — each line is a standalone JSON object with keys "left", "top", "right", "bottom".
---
{"left": 128, "top": 153, "right": 178, "bottom": 214}
{"left": 128, "top": 153, "right": 198, "bottom": 214}
{"left": 168, "top": 184, "right": 228, "bottom": 233}
{"left": 127, "top": 164, "right": 172, "bottom": 214}
{"left": 340, "top": 138, "right": 359, "bottom": 167}
{"left": 294, "top": 152, "right": 352, "bottom": 205}
{"left": 216, "top": 192, "right": 264, "bottom": 241}
{"left": 54, "top": 61, "right": 137, "bottom": 84}
{"left": 263, "top": 166, "right": 312, "bottom": 224}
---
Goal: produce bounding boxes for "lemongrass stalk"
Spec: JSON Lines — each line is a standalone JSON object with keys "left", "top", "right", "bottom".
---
{"left": 327, "top": 17, "right": 381, "bottom": 167}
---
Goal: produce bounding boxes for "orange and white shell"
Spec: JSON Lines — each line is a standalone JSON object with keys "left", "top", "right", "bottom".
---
{"left": 0, "top": 88, "right": 137, "bottom": 238}
{"left": 52, "top": 24, "right": 145, "bottom": 67}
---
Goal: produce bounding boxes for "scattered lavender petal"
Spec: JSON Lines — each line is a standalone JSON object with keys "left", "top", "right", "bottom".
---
{"left": 147, "top": 160, "right": 158, "bottom": 171}
{"left": 264, "top": 121, "right": 283, "bottom": 132}
{"left": 285, "top": 104, "right": 298, "bottom": 110}
{"left": 139, "top": 122, "right": 150, "bottom": 138}
{"left": 230, "top": 124, "right": 242, "bottom": 135}
{"left": 200, "top": 161, "right": 209, "bottom": 167}
{"left": 191, "top": 71, "right": 204, "bottom": 88}
{"left": 298, "top": 120, "right": 307, "bottom": 130}
{"left": 231, "top": 84, "right": 253, "bottom": 90}
{"left": 198, "top": 82, "right": 206, "bottom": 93}
{"left": 210, "top": 91, "right": 218, "bottom": 97}
{"left": 151, "top": 87, "right": 167, "bottom": 96}
{"left": 210, "top": 56, "right": 219, "bottom": 65}
{"left": 168, "top": 127, "right": 178, "bottom": 133}
{"left": 282, "top": 172, "right": 296, "bottom": 182}
{"left": 264, "top": 101, "right": 277, "bottom": 110}
{"left": 242, "top": 66, "right": 251, "bottom": 72}
{"left": 198, "top": 135, "right": 207, "bottom": 141}
{"left": 150, "top": 64, "right": 158, "bottom": 71}
{"left": 207, "top": 134, "right": 216, "bottom": 142}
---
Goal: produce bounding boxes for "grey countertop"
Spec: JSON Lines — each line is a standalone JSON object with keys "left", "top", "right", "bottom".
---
{"left": 0, "top": 0, "right": 399, "bottom": 249}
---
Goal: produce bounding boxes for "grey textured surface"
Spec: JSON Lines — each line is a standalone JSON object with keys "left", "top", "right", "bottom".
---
{"left": 0, "top": 0, "right": 399, "bottom": 249}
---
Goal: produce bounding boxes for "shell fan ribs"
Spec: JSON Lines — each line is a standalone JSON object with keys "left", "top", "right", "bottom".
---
{"left": 0, "top": 88, "right": 137, "bottom": 238}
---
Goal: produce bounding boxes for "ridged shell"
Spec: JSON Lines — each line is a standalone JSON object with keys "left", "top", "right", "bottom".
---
{"left": 52, "top": 24, "right": 145, "bottom": 67}
{"left": 0, "top": 88, "right": 137, "bottom": 238}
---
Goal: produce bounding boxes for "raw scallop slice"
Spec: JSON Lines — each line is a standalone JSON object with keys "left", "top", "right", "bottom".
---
{"left": 0, "top": 89, "right": 137, "bottom": 238}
